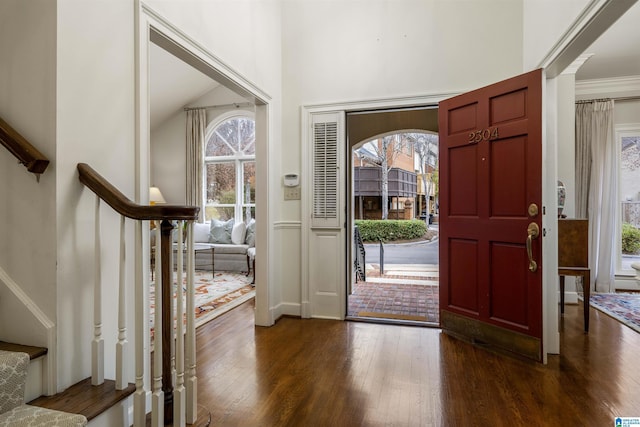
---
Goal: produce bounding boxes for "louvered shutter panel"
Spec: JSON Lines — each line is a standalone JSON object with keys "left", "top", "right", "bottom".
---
{"left": 312, "top": 115, "right": 340, "bottom": 228}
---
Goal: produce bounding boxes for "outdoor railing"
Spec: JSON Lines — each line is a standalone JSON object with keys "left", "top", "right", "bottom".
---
{"left": 354, "top": 226, "right": 366, "bottom": 282}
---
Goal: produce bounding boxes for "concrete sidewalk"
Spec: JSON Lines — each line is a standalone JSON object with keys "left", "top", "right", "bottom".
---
{"left": 364, "top": 263, "right": 439, "bottom": 286}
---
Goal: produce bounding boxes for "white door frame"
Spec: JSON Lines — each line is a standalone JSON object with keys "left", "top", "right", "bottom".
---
{"left": 135, "top": 2, "right": 274, "bottom": 326}
{"left": 301, "top": 95, "right": 451, "bottom": 320}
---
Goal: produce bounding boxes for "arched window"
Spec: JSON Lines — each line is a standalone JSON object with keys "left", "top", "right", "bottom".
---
{"left": 204, "top": 116, "right": 255, "bottom": 222}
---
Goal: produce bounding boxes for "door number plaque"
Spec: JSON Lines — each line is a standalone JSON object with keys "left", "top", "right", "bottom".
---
{"left": 468, "top": 127, "right": 499, "bottom": 143}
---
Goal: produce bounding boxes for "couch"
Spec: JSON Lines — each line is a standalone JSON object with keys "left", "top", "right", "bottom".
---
{"left": 191, "top": 219, "right": 255, "bottom": 273}
{"left": 151, "top": 219, "right": 255, "bottom": 274}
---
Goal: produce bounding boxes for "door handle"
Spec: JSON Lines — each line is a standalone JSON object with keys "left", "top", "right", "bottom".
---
{"left": 526, "top": 222, "right": 540, "bottom": 272}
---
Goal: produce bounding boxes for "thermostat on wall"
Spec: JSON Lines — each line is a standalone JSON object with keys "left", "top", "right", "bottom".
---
{"left": 284, "top": 173, "right": 299, "bottom": 187}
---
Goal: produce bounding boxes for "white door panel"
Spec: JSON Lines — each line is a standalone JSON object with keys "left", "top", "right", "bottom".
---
{"left": 303, "top": 111, "right": 346, "bottom": 319}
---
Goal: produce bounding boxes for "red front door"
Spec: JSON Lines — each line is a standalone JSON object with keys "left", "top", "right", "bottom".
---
{"left": 438, "top": 69, "right": 543, "bottom": 361}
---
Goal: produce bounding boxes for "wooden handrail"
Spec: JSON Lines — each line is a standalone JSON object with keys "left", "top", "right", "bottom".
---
{"left": 79, "top": 162, "right": 201, "bottom": 425}
{"left": 0, "top": 116, "right": 50, "bottom": 175}
{"left": 77, "top": 163, "right": 199, "bottom": 221}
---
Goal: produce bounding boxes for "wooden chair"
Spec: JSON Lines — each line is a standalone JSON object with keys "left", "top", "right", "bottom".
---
{"left": 558, "top": 219, "right": 590, "bottom": 332}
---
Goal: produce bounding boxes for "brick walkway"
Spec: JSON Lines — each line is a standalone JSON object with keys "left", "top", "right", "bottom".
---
{"left": 347, "top": 264, "right": 439, "bottom": 324}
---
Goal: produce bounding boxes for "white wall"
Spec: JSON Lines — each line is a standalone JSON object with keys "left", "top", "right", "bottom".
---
{"left": 151, "top": 111, "right": 186, "bottom": 204}
{"left": 145, "top": 0, "right": 282, "bottom": 97}
{"left": 615, "top": 99, "right": 640, "bottom": 124}
{"left": 523, "top": 0, "right": 591, "bottom": 70}
{"left": 55, "top": 0, "right": 136, "bottom": 389}
{"left": 0, "top": 1, "right": 57, "bottom": 346}
{"left": 557, "top": 74, "right": 577, "bottom": 219}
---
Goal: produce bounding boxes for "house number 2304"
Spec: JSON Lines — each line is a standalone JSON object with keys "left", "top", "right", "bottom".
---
{"left": 468, "top": 127, "right": 499, "bottom": 143}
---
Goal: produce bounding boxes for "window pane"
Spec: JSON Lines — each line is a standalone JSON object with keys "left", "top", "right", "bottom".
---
{"left": 203, "top": 116, "right": 255, "bottom": 224}
{"left": 242, "top": 205, "right": 256, "bottom": 222}
{"left": 205, "top": 117, "right": 255, "bottom": 157}
{"left": 239, "top": 118, "right": 255, "bottom": 155}
{"left": 206, "top": 162, "right": 236, "bottom": 203}
{"left": 243, "top": 161, "right": 256, "bottom": 204}
{"left": 205, "top": 206, "right": 235, "bottom": 222}
{"left": 206, "top": 127, "right": 235, "bottom": 156}
{"left": 620, "top": 134, "right": 640, "bottom": 271}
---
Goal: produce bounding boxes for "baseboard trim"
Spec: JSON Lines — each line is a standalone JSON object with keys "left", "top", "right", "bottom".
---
{"left": 615, "top": 276, "right": 640, "bottom": 292}
{"left": 301, "top": 301, "right": 311, "bottom": 319}
{"left": 272, "top": 302, "right": 301, "bottom": 321}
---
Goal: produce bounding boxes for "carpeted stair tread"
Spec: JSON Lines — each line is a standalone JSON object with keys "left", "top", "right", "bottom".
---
{"left": 1, "top": 350, "right": 86, "bottom": 426}
{"left": 29, "top": 377, "right": 135, "bottom": 421}
{"left": 0, "top": 341, "right": 47, "bottom": 360}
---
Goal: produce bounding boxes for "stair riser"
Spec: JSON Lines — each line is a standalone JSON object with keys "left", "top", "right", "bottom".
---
{"left": 86, "top": 395, "right": 132, "bottom": 427}
{"left": 25, "top": 358, "right": 43, "bottom": 402}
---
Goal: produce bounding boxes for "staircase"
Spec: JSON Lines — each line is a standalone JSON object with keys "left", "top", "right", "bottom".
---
{"left": 0, "top": 341, "right": 138, "bottom": 425}
{"left": 1, "top": 116, "right": 210, "bottom": 426}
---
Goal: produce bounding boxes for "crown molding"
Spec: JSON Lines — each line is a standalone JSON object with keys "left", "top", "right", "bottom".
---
{"left": 575, "top": 75, "right": 640, "bottom": 97}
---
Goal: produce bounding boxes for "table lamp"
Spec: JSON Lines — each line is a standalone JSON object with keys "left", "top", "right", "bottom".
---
{"left": 149, "top": 186, "right": 166, "bottom": 205}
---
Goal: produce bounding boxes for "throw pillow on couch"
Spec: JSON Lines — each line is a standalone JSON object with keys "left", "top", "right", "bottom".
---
{"left": 209, "top": 218, "right": 234, "bottom": 244}
{"left": 231, "top": 221, "right": 246, "bottom": 245}
{"left": 244, "top": 219, "right": 256, "bottom": 247}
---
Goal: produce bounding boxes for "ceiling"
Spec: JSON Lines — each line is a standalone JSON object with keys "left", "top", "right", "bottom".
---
{"left": 575, "top": 1, "right": 640, "bottom": 81}
{"left": 149, "top": 42, "right": 219, "bottom": 130}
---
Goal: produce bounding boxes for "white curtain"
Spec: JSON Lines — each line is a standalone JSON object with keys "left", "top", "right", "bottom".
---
{"left": 575, "top": 100, "right": 616, "bottom": 293}
{"left": 186, "top": 109, "right": 206, "bottom": 222}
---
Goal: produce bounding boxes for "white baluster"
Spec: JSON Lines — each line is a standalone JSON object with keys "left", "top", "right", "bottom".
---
{"left": 92, "top": 196, "right": 104, "bottom": 386}
{"left": 116, "top": 215, "right": 128, "bottom": 390}
{"left": 185, "top": 221, "right": 198, "bottom": 423}
{"left": 174, "top": 221, "right": 186, "bottom": 427}
{"left": 133, "top": 220, "right": 147, "bottom": 427}
{"left": 152, "top": 222, "right": 164, "bottom": 427}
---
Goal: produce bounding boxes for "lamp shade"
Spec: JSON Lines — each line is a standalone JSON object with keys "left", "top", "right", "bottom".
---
{"left": 149, "top": 186, "right": 166, "bottom": 205}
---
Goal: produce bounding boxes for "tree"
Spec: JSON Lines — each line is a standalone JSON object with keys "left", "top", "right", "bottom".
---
{"left": 356, "top": 134, "right": 408, "bottom": 219}
{"left": 407, "top": 133, "right": 439, "bottom": 223}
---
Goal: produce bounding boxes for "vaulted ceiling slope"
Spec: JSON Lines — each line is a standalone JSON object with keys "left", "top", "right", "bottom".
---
{"left": 150, "top": 42, "right": 219, "bottom": 131}
{"left": 575, "top": 1, "right": 640, "bottom": 81}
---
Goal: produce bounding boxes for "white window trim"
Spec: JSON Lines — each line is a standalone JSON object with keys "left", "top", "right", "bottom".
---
{"left": 615, "top": 123, "right": 640, "bottom": 277}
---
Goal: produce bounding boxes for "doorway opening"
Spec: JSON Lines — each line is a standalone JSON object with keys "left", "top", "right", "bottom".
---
{"left": 345, "top": 107, "right": 440, "bottom": 326}
{"left": 140, "top": 14, "right": 272, "bottom": 326}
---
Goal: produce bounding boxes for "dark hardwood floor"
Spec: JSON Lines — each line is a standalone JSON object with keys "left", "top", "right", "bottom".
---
{"left": 196, "top": 300, "right": 640, "bottom": 426}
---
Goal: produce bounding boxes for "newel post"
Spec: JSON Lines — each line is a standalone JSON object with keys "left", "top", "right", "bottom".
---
{"left": 160, "top": 219, "right": 175, "bottom": 424}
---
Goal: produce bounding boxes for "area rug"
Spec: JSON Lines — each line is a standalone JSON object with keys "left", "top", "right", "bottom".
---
{"left": 588, "top": 293, "right": 640, "bottom": 334}
{"left": 150, "top": 271, "right": 254, "bottom": 340}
